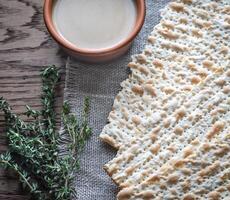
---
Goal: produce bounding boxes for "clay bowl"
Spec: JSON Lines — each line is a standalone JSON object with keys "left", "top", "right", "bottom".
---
{"left": 44, "top": 0, "right": 146, "bottom": 63}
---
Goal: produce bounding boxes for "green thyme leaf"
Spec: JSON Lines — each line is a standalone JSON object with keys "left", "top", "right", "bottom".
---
{"left": 0, "top": 66, "right": 92, "bottom": 200}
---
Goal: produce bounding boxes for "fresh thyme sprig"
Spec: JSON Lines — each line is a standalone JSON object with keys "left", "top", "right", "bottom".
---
{"left": 0, "top": 66, "right": 92, "bottom": 200}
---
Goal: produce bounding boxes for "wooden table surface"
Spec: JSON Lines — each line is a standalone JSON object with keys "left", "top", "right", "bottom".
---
{"left": 0, "top": 0, "right": 67, "bottom": 199}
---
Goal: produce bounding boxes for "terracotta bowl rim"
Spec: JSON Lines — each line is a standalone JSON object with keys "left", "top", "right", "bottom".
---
{"left": 43, "top": 0, "right": 146, "bottom": 56}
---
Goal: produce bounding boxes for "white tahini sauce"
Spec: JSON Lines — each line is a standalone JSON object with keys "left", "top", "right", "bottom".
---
{"left": 52, "top": 0, "right": 137, "bottom": 50}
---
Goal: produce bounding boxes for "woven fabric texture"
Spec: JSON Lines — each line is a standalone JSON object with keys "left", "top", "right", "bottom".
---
{"left": 62, "top": 1, "right": 171, "bottom": 199}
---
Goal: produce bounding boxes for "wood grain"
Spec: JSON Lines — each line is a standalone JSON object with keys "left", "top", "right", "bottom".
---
{"left": 0, "top": 0, "right": 67, "bottom": 199}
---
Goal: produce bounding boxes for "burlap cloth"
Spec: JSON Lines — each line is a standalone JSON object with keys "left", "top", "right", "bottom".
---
{"left": 62, "top": 1, "right": 170, "bottom": 199}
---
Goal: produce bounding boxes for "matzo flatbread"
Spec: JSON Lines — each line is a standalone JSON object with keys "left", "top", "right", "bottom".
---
{"left": 99, "top": 0, "right": 230, "bottom": 199}
{"left": 105, "top": 75, "right": 229, "bottom": 187}
{"left": 117, "top": 130, "right": 229, "bottom": 199}
{"left": 100, "top": 0, "right": 229, "bottom": 149}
